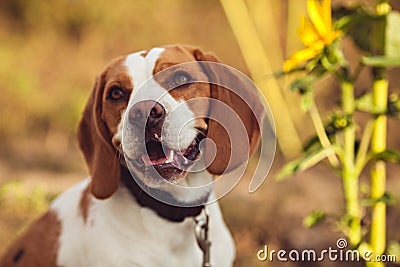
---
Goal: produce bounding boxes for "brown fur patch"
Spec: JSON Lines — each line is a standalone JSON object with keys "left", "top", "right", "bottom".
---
{"left": 154, "top": 45, "right": 211, "bottom": 131}
{"left": 78, "top": 57, "right": 133, "bottom": 199}
{"left": 155, "top": 45, "right": 263, "bottom": 175}
{"left": 0, "top": 211, "right": 61, "bottom": 267}
{"left": 139, "top": 50, "right": 149, "bottom": 57}
{"left": 79, "top": 184, "right": 92, "bottom": 223}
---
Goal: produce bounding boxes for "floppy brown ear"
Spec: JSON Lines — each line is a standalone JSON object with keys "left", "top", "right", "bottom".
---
{"left": 78, "top": 74, "right": 120, "bottom": 199}
{"left": 193, "top": 49, "right": 264, "bottom": 175}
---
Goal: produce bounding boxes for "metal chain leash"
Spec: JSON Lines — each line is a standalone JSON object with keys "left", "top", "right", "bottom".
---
{"left": 194, "top": 207, "right": 212, "bottom": 267}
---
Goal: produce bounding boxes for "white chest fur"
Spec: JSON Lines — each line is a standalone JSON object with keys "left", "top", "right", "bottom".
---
{"left": 51, "top": 179, "right": 235, "bottom": 267}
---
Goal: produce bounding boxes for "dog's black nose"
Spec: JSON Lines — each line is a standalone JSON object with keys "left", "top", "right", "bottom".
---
{"left": 129, "top": 100, "right": 166, "bottom": 128}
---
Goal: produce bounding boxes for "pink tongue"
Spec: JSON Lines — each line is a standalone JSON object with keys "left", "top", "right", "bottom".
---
{"left": 141, "top": 154, "right": 167, "bottom": 166}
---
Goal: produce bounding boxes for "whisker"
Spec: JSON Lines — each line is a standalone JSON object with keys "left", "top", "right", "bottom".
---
{"left": 115, "top": 143, "right": 124, "bottom": 162}
{"left": 194, "top": 129, "right": 206, "bottom": 142}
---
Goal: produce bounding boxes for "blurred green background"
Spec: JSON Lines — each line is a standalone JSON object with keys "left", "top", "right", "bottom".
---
{"left": 0, "top": 1, "right": 399, "bottom": 266}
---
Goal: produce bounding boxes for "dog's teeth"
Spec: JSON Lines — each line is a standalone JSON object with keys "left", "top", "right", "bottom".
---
{"left": 154, "top": 133, "right": 161, "bottom": 140}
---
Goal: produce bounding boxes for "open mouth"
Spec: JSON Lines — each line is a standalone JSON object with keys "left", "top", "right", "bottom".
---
{"left": 130, "top": 132, "right": 204, "bottom": 182}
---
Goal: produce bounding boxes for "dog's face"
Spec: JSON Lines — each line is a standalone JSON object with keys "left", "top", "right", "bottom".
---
{"left": 78, "top": 45, "right": 263, "bottom": 205}
{"left": 119, "top": 48, "right": 212, "bottom": 187}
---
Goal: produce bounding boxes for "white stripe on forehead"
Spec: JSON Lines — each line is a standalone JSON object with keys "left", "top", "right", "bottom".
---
{"left": 121, "top": 47, "right": 196, "bottom": 156}
{"left": 124, "top": 47, "right": 179, "bottom": 109}
{"left": 124, "top": 47, "right": 165, "bottom": 90}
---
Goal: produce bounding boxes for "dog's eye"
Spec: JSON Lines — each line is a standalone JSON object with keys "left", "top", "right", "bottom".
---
{"left": 172, "top": 71, "right": 193, "bottom": 88}
{"left": 108, "top": 86, "right": 125, "bottom": 101}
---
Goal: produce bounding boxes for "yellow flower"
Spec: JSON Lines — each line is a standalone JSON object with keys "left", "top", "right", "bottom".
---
{"left": 284, "top": 0, "right": 342, "bottom": 72}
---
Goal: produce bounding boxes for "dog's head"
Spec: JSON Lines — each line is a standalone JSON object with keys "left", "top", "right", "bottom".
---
{"left": 78, "top": 45, "right": 263, "bottom": 205}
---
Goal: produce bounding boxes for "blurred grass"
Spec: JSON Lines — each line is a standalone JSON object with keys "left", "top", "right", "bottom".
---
{"left": 0, "top": 180, "right": 56, "bottom": 216}
{"left": 0, "top": 179, "right": 57, "bottom": 253}
{"left": 0, "top": 0, "right": 247, "bottom": 172}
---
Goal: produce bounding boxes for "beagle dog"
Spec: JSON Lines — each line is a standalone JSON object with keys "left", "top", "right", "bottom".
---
{"left": 0, "top": 45, "right": 263, "bottom": 267}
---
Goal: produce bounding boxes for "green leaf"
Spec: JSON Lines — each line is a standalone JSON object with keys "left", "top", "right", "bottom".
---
{"left": 277, "top": 160, "right": 302, "bottom": 181}
{"left": 277, "top": 147, "right": 336, "bottom": 180}
{"left": 320, "top": 45, "right": 347, "bottom": 71}
{"left": 373, "top": 149, "right": 400, "bottom": 163}
{"left": 289, "top": 77, "right": 314, "bottom": 93}
{"left": 362, "top": 192, "right": 395, "bottom": 207}
{"left": 386, "top": 11, "right": 400, "bottom": 58}
{"left": 273, "top": 67, "right": 306, "bottom": 78}
{"left": 273, "top": 70, "right": 287, "bottom": 78}
{"left": 303, "top": 135, "right": 322, "bottom": 153}
{"left": 355, "top": 92, "right": 373, "bottom": 112}
{"left": 361, "top": 56, "right": 400, "bottom": 67}
{"left": 335, "top": 13, "right": 353, "bottom": 31}
{"left": 300, "top": 91, "right": 313, "bottom": 111}
{"left": 357, "top": 93, "right": 400, "bottom": 116}
{"left": 377, "top": 192, "right": 395, "bottom": 205}
{"left": 303, "top": 210, "right": 325, "bottom": 228}
{"left": 388, "top": 241, "right": 400, "bottom": 263}
{"left": 339, "top": 214, "right": 355, "bottom": 229}
{"left": 388, "top": 93, "right": 400, "bottom": 117}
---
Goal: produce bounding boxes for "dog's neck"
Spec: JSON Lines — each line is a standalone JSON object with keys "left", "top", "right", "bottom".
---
{"left": 120, "top": 167, "right": 204, "bottom": 222}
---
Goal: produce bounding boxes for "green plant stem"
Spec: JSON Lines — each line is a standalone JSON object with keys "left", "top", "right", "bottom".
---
{"left": 309, "top": 101, "right": 339, "bottom": 167}
{"left": 367, "top": 1, "right": 389, "bottom": 265}
{"left": 341, "top": 81, "right": 361, "bottom": 246}
{"left": 369, "top": 77, "right": 388, "bottom": 262}
{"left": 355, "top": 120, "right": 374, "bottom": 177}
